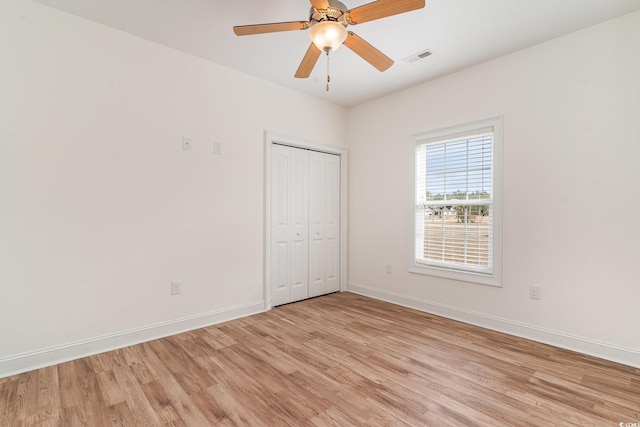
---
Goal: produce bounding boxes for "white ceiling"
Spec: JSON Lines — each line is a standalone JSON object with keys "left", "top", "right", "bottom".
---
{"left": 33, "top": 0, "right": 640, "bottom": 107}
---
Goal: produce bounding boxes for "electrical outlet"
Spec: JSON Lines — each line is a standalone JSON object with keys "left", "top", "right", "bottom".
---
{"left": 385, "top": 264, "right": 392, "bottom": 274}
{"left": 171, "top": 281, "right": 182, "bottom": 295}
{"left": 529, "top": 286, "right": 541, "bottom": 300}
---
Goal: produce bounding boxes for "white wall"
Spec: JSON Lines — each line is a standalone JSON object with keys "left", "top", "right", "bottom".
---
{"left": 347, "top": 11, "right": 640, "bottom": 367}
{"left": 0, "top": 0, "right": 346, "bottom": 376}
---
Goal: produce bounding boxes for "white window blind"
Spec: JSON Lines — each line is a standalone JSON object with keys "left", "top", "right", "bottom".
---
{"left": 411, "top": 117, "right": 502, "bottom": 286}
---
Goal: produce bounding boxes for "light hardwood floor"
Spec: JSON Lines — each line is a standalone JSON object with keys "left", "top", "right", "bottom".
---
{"left": 1, "top": 292, "right": 639, "bottom": 426}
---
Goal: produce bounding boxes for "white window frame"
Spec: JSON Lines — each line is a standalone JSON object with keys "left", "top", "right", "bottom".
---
{"left": 409, "top": 117, "right": 503, "bottom": 287}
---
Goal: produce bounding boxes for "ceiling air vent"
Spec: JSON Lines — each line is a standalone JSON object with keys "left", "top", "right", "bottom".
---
{"left": 403, "top": 49, "right": 433, "bottom": 64}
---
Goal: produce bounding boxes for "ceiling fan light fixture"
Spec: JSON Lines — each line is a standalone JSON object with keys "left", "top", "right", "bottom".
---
{"left": 309, "top": 21, "right": 348, "bottom": 53}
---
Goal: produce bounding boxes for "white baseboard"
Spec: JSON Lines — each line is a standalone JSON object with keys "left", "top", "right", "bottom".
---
{"left": 0, "top": 301, "right": 264, "bottom": 379}
{"left": 347, "top": 283, "right": 640, "bottom": 369}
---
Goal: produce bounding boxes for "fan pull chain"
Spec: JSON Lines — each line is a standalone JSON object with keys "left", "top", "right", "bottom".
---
{"left": 326, "top": 51, "right": 330, "bottom": 92}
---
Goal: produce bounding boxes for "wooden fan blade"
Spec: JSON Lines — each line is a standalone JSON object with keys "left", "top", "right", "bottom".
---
{"left": 233, "top": 21, "right": 310, "bottom": 36}
{"left": 310, "top": 0, "right": 330, "bottom": 10}
{"left": 346, "top": 0, "right": 425, "bottom": 25}
{"left": 343, "top": 31, "right": 393, "bottom": 72}
{"left": 295, "top": 43, "right": 322, "bottom": 78}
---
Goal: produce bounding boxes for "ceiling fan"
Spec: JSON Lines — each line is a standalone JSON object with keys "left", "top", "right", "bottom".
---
{"left": 233, "top": 0, "right": 426, "bottom": 86}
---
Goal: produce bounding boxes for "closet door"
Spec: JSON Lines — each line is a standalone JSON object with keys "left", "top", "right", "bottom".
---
{"left": 308, "top": 151, "right": 325, "bottom": 297}
{"left": 289, "top": 147, "right": 310, "bottom": 302}
{"left": 323, "top": 153, "right": 341, "bottom": 294}
{"left": 271, "top": 145, "right": 309, "bottom": 306}
{"left": 309, "top": 151, "right": 340, "bottom": 298}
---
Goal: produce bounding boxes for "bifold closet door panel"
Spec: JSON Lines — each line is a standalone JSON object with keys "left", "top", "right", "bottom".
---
{"left": 324, "top": 153, "right": 340, "bottom": 294}
{"left": 309, "top": 151, "right": 340, "bottom": 298}
{"left": 271, "top": 145, "right": 309, "bottom": 306}
{"left": 308, "top": 151, "right": 326, "bottom": 298}
{"left": 289, "top": 147, "right": 310, "bottom": 303}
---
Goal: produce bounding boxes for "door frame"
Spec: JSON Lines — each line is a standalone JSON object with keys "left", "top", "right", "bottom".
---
{"left": 264, "top": 131, "right": 348, "bottom": 310}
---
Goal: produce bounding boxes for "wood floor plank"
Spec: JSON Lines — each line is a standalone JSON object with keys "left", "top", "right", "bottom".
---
{"left": 105, "top": 401, "right": 138, "bottom": 427}
{"left": 0, "top": 378, "right": 20, "bottom": 426}
{"left": 33, "top": 366, "right": 60, "bottom": 426}
{"left": 154, "top": 374, "right": 211, "bottom": 425}
{"left": 111, "top": 365, "right": 161, "bottom": 426}
{"left": 95, "top": 371, "right": 126, "bottom": 408}
{"left": 204, "top": 380, "right": 270, "bottom": 426}
{"left": 1, "top": 292, "right": 639, "bottom": 425}
{"left": 138, "top": 380, "right": 182, "bottom": 425}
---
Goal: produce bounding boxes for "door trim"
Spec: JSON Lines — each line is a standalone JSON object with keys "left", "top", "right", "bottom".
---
{"left": 264, "top": 131, "right": 348, "bottom": 310}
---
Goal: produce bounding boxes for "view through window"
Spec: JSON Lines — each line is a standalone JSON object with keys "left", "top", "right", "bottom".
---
{"left": 412, "top": 118, "right": 502, "bottom": 286}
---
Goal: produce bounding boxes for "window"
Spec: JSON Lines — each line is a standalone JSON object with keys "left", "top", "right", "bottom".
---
{"left": 411, "top": 117, "right": 502, "bottom": 286}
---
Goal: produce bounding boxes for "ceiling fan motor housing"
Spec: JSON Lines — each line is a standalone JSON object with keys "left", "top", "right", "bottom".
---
{"left": 310, "top": 0, "right": 348, "bottom": 26}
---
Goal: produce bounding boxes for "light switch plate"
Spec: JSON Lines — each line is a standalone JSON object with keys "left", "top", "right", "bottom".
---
{"left": 182, "top": 137, "right": 192, "bottom": 151}
{"left": 214, "top": 141, "right": 222, "bottom": 155}
{"left": 171, "top": 281, "right": 182, "bottom": 295}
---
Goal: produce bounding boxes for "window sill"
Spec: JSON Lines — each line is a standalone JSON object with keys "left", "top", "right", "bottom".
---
{"left": 409, "top": 264, "right": 502, "bottom": 287}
